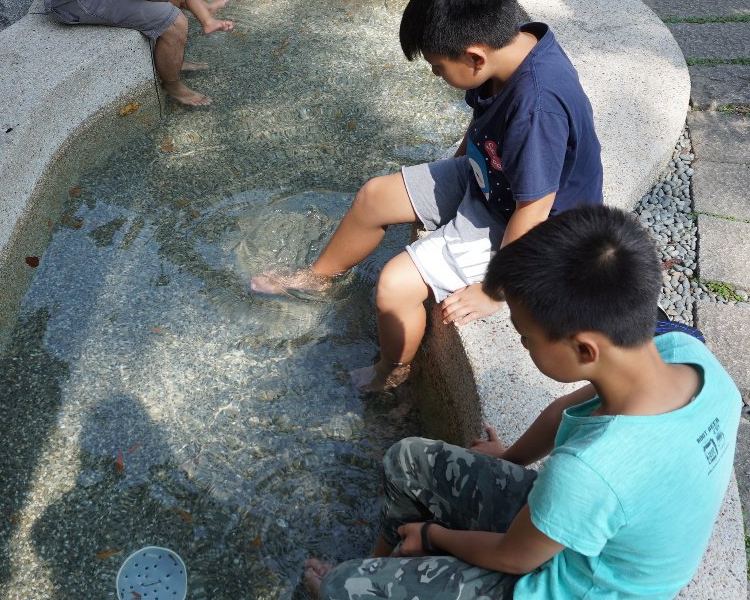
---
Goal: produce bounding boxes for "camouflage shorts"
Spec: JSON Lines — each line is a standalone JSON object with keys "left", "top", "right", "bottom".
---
{"left": 320, "top": 437, "right": 537, "bottom": 600}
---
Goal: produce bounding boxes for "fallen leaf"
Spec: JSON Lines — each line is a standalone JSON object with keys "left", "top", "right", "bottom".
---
{"left": 61, "top": 213, "right": 84, "bottom": 228}
{"left": 46, "top": 219, "right": 53, "bottom": 228}
{"left": 175, "top": 198, "right": 190, "bottom": 208}
{"left": 70, "top": 187, "right": 82, "bottom": 197}
{"left": 24, "top": 256, "right": 40, "bottom": 268}
{"left": 116, "top": 449, "right": 124, "bottom": 471}
{"left": 119, "top": 101, "right": 141, "bottom": 116}
{"left": 382, "top": 63, "right": 394, "bottom": 69}
{"left": 161, "top": 136, "right": 176, "bottom": 152}
{"left": 662, "top": 259, "right": 681, "bottom": 270}
{"left": 346, "top": 120, "right": 357, "bottom": 132}
{"left": 9, "top": 515, "right": 20, "bottom": 524}
{"left": 252, "top": 536, "right": 262, "bottom": 547}
{"left": 175, "top": 508, "right": 192, "bottom": 522}
{"left": 189, "top": 210, "right": 200, "bottom": 219}
{"left": 97, "top": 548, "right": 123, "bottom": 560}
{"left": 151, "top": 326, "right": 166, "bottom": 335}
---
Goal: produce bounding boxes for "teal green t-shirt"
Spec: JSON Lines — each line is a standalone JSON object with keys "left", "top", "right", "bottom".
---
{"left": 513, "top": 332, "right": 742, "bottom": 599}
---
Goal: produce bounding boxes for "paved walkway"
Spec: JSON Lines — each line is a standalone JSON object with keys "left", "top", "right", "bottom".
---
{"left": 643, "top": 0, "right": 750, "bottom": 589}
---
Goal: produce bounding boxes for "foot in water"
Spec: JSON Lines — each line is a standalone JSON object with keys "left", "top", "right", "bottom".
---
{"left": 203, "top": 18, "right": 233, "bottom": 34}
{"left": 181, "top": 60, "right": 209, "bottom": 71}
{"left": 351, "top": 360, "right": 411, "bottom": 392}
{"left": 250, "top": 269, "right": 332, "bottom": 296}
{"left": 162, "top": 81, "right": 212, "bottom": 106}
{"left": 206, "top": 0, "right": 229, "bottom": 16}
{"left": 303, "top": 558, "right": 335, "bottom": 599}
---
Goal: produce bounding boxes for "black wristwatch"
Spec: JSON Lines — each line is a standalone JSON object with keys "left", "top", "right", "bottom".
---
{"left": 421, "top": 521, "right": 439, "bottom": 554}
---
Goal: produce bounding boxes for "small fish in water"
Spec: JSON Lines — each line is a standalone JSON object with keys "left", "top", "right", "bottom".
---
{"left": 116, "top": 449, "right": 124, "bottom": 471}
{"left": 97, "top": 549, "right": 123, "bottom": 560}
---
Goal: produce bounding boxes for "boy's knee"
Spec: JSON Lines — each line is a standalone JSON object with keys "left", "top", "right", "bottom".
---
{"left": 351, "top": 176, "right": 385, "bottom": 214}
{"left": 383, "top": 436, "right": 428, "bottom": 475}
{"left": 376, "top": 256, "right": 422, "bottom": 309}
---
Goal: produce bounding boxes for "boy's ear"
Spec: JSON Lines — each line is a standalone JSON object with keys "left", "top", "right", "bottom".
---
{"left": 571, "top": 332, "right": 600, "bottom": 365}
{"left": 463, "top": 45, "right": 488, "bottom": 72}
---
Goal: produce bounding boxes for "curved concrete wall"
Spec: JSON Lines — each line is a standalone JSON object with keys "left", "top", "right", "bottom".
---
{"left": 0, "top": 1, "right": 152, "bottom": 333}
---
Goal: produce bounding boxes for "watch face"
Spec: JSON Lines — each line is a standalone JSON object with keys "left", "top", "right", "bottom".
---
{"left": 116, "top": 546, "right": 188, "bottom": 600}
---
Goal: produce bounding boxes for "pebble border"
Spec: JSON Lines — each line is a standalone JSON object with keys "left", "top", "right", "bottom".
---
{"left": 635, "top": 125, "right": 750, "bottom": 326}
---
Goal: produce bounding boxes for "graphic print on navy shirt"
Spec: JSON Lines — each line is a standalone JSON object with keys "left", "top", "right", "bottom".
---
{"left": 464, "top": 22, "right": 604, "bottom": 220}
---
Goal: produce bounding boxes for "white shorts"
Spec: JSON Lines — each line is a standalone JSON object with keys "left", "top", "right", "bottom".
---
{"left": 402, "top": 157, "right": 509, "bottom": 302}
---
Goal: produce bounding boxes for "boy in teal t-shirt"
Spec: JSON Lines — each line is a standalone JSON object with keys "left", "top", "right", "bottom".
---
{"left": 304, "top": 205, "right": 741, "bottom": 600}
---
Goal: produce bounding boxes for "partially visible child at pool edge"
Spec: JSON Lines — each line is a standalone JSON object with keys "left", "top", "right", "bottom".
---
{"left": 303, "top": 205, "right": 742, "bottom": 600}
{"left": 180, "top": 0, "right": 233, "bottom": 34}
{"left": 251, "top": 0, "right": 603, "bottom": 392}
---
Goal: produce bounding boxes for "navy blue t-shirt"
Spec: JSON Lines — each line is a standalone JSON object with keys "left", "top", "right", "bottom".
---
{"left": 465, "top": 22, "right": 603, "bottom": 221}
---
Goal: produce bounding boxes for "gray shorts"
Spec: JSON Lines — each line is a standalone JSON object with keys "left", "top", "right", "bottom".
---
{"left": 403, "top": 157, "right": 508, "bottom": 302}
{"left": 49, "top": 0, "right": 180, "bottom": 40}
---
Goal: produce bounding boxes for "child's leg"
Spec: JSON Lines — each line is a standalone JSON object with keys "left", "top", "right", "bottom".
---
{"left": 251, "top": 172, "right": 418, "bottom": 294}
{"left": 312, "top": 173, "right": 419, "bottom": 277}
{"left": 184, "top": 0, "right": 232, "bottom": 33}
{"left": 351, "top": 252, "right": 429, "bottom": 391}
{"left": 379, "top": 437, "right": 537, "bottom": 546}
{"left": 316, "top": 555, "right": 518, "bottom": 600}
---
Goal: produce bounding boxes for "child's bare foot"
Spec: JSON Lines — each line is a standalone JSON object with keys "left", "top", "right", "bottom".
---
{"left": 250, "top": 269, "right": 332, "bottom": 296}
{"left": 162, "top": 81, "right": 212, "bottom": 106}
{"left": 303, "top": 558, "right": 335, "bottom": 598}
{"left": 181, "top": 60, "right": 209, "bottom": 71}
{"left": 203, "top": 18, "right": 233, "bottom": 34}
{"left": 206, "top": 0, "right": 229, "bottom": 16}
{"left": 351, "top": 360, "right": 411, "bottom": 392}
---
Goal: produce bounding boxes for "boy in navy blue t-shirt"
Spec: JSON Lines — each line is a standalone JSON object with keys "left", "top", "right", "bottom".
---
{"left": 252, "top": 0, "right": 603, "bottom": 391}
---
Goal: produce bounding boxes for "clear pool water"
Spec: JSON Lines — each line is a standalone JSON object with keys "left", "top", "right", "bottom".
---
{"left": 0, "top": 0, "right": 468, "bottom": 597}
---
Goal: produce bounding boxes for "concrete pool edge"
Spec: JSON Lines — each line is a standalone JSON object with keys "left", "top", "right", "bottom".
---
{"left": 0, "top": 3, "right": 153, "bottom": 334}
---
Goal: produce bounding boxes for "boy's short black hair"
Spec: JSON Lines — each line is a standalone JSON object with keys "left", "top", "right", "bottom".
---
{"left": 400, "top": 0, "right": 521, "bottom": 61}
{"left": 483, "top": 205, "right": 662, "bottom": 347}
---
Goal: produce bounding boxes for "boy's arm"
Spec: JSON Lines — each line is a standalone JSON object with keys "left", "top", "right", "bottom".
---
{"left": 496, "top": 384, "right": 596, "bottom": 466}
{"left": 440, "top": 192, "right": 555, "bottom": 325}
{"left": 397, "top": 505, "right": 564, "bottom": 574}
{"left": 500, "top": 192, "right": 556, "bottom": 249}
{"left": 454, "top": 119, "right": 475, "bottom": 157}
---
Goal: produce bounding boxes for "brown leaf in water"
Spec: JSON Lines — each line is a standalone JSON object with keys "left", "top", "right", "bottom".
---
{"left": 346, "top": 120, "right": 357, "bottom": 132}
{"left": 61, "top": 213, "right": 84, "bottom": 228}
{"left": 46, "top": 219, "right": 53, "bottom": 228}
{"left": 382, "top": 64, "right": 394, "bottom": 69}
{"left": 161, "top": 137, "right": 176, "bottom": 152}
{"left": 116, "top": 449, "right": 124, "bottom": 471}
{"left": 151, "top": 326, "right": 166, "bottom": 335}
{"left": 175, "top": 198, "right": 190, "bottom": 208}
{"left": 189, "top": 210, "right": 200, "bottom": 220}
{"left": 97, "top": 548, "right": 123, "bottom": 560}
{"left": 70, "top": 187, "right": 82, "bottom": 197}
{"left": 24, "top": 256, "right": 40, "bottom": 268}
{"left": 175, "top": 508, "right": 192, "bottom": 522}
{"left": 9, "top": 514, "right": 20, "bottom": 524}
{"left": 119, "top": 101, "right": 141, "bottom": 116}
{"left": 252, "top": 536, "right": 262, "bottom": 547}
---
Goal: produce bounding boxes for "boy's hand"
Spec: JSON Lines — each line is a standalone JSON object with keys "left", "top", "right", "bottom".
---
{"left": 441, "top": 283, "right": 503, "bottom": 325}
{"left": 469, "top": 425, "right": 507, "bottom": 457}
{"left": 395, "top": 522, "right": 435, "bottom": 557}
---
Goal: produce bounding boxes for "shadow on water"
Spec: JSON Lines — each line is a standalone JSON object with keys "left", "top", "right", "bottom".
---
{"left": 0, "top": 0, "right": 469, "bottom": 597}
{"left": 0, "top": 310, "right": 68, "bottom": 586}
